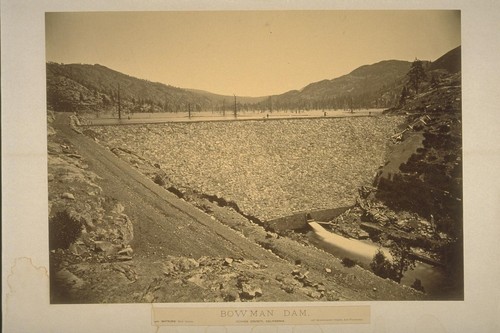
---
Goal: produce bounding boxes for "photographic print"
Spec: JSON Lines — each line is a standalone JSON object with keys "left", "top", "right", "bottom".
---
{"left": 45, "top": 10, "right": 463, "bottom": 304}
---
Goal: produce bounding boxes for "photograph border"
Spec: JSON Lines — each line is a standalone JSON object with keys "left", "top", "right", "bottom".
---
{"left": 2, "top": 1, "right": 500, "bottom": 332}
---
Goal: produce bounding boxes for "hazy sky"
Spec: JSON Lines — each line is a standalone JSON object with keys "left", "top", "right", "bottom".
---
{"left": 46, "top": 11, "right": 460, "bottom": 97}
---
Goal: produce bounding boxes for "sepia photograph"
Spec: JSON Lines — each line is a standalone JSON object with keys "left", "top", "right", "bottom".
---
{"left": 4, "top": 1, "right": 500, "bottom": 332}
{"left": 45, "top": 10, "right": 463, "bottom": 304}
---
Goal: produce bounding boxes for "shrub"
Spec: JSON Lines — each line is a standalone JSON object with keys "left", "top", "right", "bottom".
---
{"left": 370, "top": 242, "right": 417, "bottom": 283}
{"left": 370, "top": 250, "right": 398, "bottom": 281}
{"left": 153, "top": 173, "right": 166, "bottom": 186}
{"left": 411, "top": 278, "right": 425, "bottom": 293}
{"left": 49, "top": 210, "right": 82, "bottom": 250}
{"left": 341, "top": 257, "right": 357, "bottom": 268}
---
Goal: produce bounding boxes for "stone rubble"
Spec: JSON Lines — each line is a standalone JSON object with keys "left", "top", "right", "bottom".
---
{"left": 89, "top": 116, "right": 405, "bottom": 221}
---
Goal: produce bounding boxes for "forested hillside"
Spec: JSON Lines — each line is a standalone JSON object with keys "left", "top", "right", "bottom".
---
{"left": 46, "top": 60, "right": 412, "bottom": 115}
{"left": 46, "top": 63, "right": 213, "bottom": 114}
{"left": 255, "top": 60, "right": 413, "bottom": 111}
{"left": 47, "top": 47, "right": 459, "bottom": 115}
{"left": 378, "top": 46, "right": 462, "bottom": 237}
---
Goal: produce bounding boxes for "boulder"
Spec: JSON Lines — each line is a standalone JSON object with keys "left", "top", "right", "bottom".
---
{"left": 113, "top": 214, "right": 134, "bottom": 245}
{"left": 47, "top": 125, "right": 56, "bottom": 136}
{"left": 305, "top": 289, "right": 322, "bottom": 299}
{"left": 279, "top": 276, "right": 300, "bottom": 294}
{"left": 357, "top": 230, "right": 370, "bottom": 239}
{"left": 61, "top": 192, "right": 75, "bottom": 200}
{"left": 111, "top": 203, "right": 125, "bottom": 214}
{"left": 177, "top": 258, "right": 199, "bottom": 271}
{"left": 69, "top": 242, "right": 88, "bottom": 256}
{"left": 118, "top": 246, "right": 133, "bottom": 256}
{"left": 94, "top": 240, "right": 119, "bottom": 255}
{"left": 162, "top": 261, "right": 176, "bottom": 276}
{"left": 221, "top": 287, "right": 240, "bottom": 302}
{"left": 47, "top": 142, "right": 63, "bottom": 154}
{"left": 240, "top": 283, "right": 262, "bottom": 299}
{"left": 316, "top": 283, "right": 326, "bottom": 292}
{"left": 143, "top": 292, "right": 155, "bottom": 303}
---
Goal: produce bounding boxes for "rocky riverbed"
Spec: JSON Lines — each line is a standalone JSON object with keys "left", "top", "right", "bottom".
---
{"left": 87, "top": 116, "right": 405, "bottom": 221}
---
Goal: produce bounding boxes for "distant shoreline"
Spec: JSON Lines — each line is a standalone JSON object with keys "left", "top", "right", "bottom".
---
{"left": 78, "top": 109, "right": 386, "bottom": 126}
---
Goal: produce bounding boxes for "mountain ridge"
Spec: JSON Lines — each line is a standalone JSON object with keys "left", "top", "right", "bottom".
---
{"left": 262, "top": 60, "right": 412, "bottom": 110}
{"left": 46, "top": 46, "right": 460, "bottom": 113}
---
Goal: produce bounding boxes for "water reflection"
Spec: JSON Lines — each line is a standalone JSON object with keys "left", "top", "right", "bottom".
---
{"left": 307, "top": 221, "right": 450, "bottom": 297}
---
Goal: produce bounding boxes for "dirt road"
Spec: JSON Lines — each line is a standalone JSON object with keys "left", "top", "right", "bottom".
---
{"left": 54, "top": 113, "right": 276, "bottom": 261}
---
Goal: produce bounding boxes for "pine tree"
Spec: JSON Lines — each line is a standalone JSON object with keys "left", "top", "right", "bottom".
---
{"left": 407, "top": 59, "right": 427, "bottom": 95}
{"left": 389, "top": 242, "right": 416, "bottom": 283}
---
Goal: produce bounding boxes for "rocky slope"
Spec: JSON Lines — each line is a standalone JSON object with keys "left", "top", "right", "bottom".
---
{"left": 48, "top": 112, "right": 137, "bottom": 302}
{"left": 48, "top": 111, "right": 134, "bottom": 260}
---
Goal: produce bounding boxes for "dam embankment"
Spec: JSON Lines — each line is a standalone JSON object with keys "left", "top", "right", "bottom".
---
{"left": 87, "top": 116, "right": 406, "bottom": 222}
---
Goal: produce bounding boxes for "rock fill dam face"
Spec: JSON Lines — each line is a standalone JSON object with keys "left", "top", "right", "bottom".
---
{"left": 89, "top": 116, "right": 405, "bottom": 221}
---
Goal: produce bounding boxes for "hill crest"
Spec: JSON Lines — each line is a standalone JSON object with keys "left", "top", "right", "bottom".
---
{"left": 46, "top": 46, "right": 460, "bottom": 113}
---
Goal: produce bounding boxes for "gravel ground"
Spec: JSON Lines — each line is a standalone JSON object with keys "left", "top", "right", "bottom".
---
{"left": 89, "top": 116, "right": 405, "bottom": 221}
